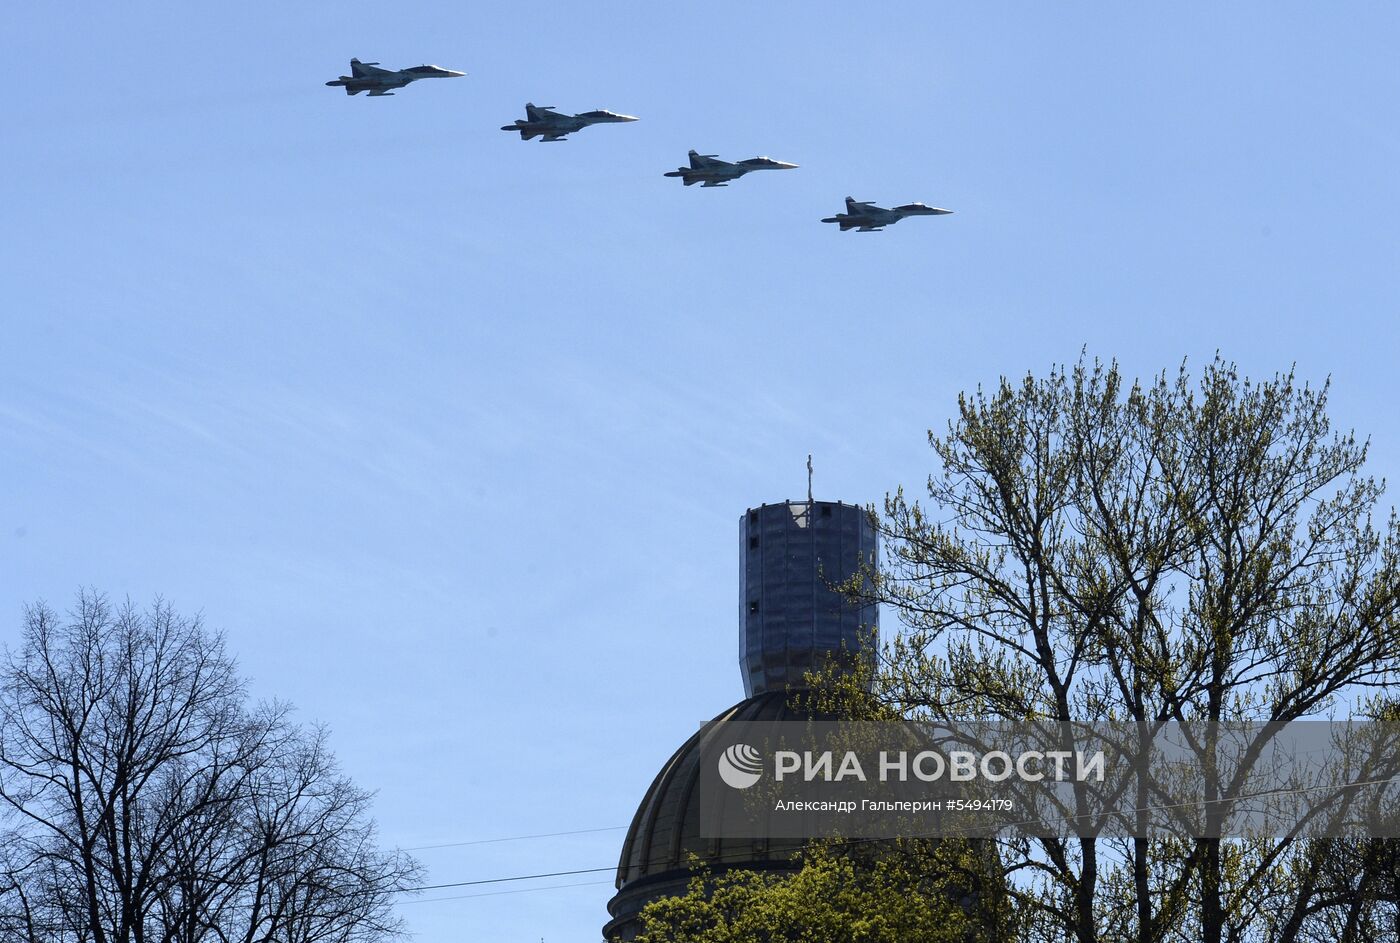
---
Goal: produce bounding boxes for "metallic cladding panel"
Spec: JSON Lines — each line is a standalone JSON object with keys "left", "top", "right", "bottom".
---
{"left": 738, "top": 501, "right": 878, "bottom": 696}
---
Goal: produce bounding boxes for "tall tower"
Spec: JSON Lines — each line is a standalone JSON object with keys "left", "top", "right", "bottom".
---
{"left": 605, "top": 497, "right": 879, "bottom": 941}
{"left": 740, "top": 500, "right": 879, "bottom": 696}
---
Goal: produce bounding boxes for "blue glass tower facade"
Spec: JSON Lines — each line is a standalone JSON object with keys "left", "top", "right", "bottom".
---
{"left": 739, "top": 500, "right": 879, "bottom": 696}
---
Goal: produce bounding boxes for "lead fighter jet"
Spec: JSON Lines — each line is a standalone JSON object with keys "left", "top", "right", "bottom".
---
{"left": 664, "top": 150, "right": 798, "bottom": 187}
{"left": 501, "top": 103, "right": 638, "bottom": 142}
{"left": 821, "top": 197, "right": 953, "bottom": 231}
{"left": 325, "top": 58, "right": 465, "bottom": 96}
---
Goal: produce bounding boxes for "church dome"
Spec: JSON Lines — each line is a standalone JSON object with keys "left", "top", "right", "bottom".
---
{"left": 604, "top": 690, "right": 818, "bottom": 940}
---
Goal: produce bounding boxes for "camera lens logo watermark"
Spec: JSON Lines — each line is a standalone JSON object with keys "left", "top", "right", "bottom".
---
{"left": 718, "top": 743, "right": 764, "bottom": 789}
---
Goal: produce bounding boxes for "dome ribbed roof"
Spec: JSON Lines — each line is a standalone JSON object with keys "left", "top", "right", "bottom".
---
{"left": 605, "top": 690, "right": 825, "bottom": 939}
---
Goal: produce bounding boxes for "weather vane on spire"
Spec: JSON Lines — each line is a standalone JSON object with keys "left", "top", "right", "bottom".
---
{"left": 807, "top": 454, "right": 813, "bottom": 505}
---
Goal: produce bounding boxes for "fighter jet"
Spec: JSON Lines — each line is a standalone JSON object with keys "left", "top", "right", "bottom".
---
{"left": 821, "top": 197, "right": 953, "bottom": 231}
{"left": 325, "top": 58, "right": 465, "bottom": 96}
{"left": 501, "top": 103, "right": 638, "bottom": 142}
{"left": 663, "top": 150, "right": 798, "bottom": 187}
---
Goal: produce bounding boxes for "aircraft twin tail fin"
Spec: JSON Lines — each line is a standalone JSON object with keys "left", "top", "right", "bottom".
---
{"left": 350, "top": 58, "right": 386, "bottom": 78}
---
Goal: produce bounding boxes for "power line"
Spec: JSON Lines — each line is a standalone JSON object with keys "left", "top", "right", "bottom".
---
{"left": 396, "top": 771, "right": 1400, "bottom": 897}
{"left": 401, "top": 879, "right": 614, "bottom": 904}
{"left": 401, "top": 825, "right": 626, "bottom": 851}
{"left": 406, "top": 866, "right": 615, "bottom": 892}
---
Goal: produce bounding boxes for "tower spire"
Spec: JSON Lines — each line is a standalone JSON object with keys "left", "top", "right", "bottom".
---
{"left": 807, "top": 454, "right": 813, "bottom": 505}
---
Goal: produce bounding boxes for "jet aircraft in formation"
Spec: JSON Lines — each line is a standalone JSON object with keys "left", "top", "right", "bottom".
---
{"left": 821, "top": 197, "right": 954, "bottom": 232}
{"left": 325, "top": 59, "right": 465, "bottom": 96}
{"left": 662, "top": 150, "right": 799, "bottom": 187}
{"left": 326, "top": 58, "right": 952, "bottom": 226}
{"left": 501, "top": 103, "right": 639, "bottom": 142}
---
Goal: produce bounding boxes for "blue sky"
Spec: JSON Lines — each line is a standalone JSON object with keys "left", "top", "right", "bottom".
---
{"left": 4, "top": 3, "right": 1400, "bottom": 940}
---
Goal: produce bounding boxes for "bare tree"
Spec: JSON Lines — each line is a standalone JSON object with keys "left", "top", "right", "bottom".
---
{"left": 0, "top": 592, "right": 419, "bottom": 943}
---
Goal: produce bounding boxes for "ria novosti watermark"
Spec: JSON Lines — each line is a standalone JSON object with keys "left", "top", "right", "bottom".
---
{"left": 695, "top": 720, "right": 1400, "bottom": 840}
{"left": 724, "top": 746, "right": 1105, "bottom": 786}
